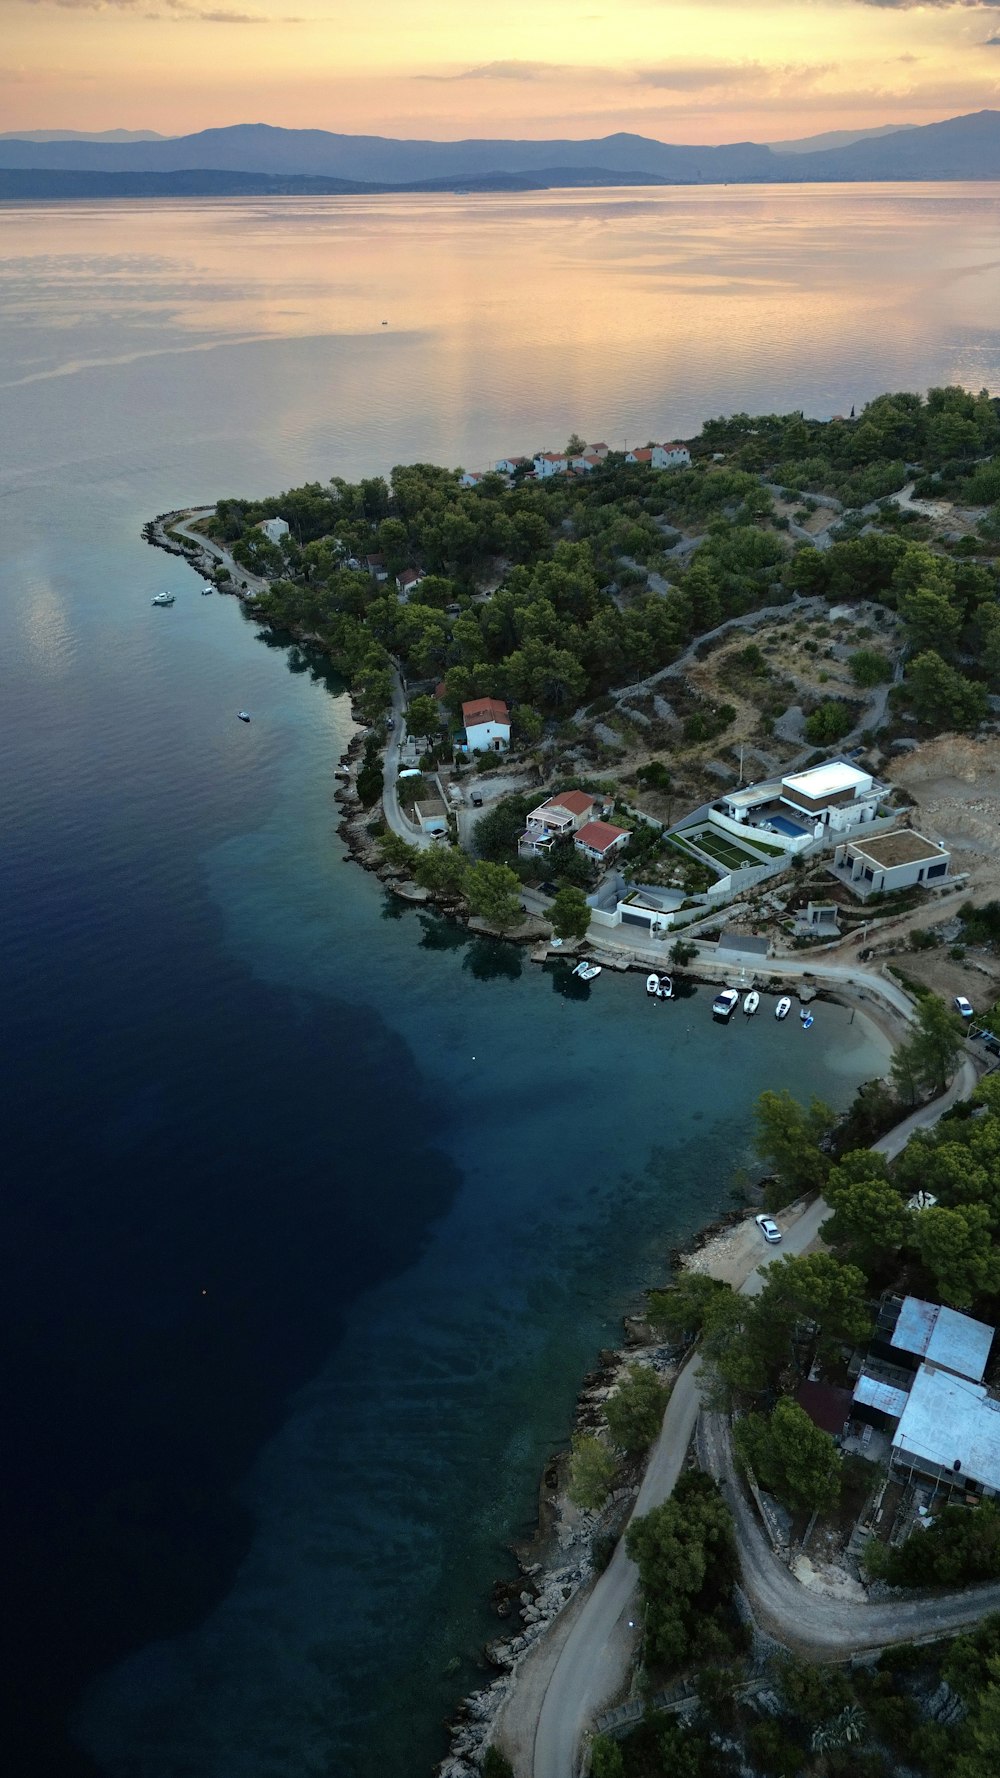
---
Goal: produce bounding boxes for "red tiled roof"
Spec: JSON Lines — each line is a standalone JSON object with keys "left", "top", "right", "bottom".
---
{"left": 661, "top": 442, "right": 688, "bottom": 451}
{"left": 575, "top": 820, "right": 628, "bottom": 853}
{"left": 544, "top": 790, "right": 595, "bottom": 817}
{"left": 630, "top": 448, "right": 653, "bottom": 462}
{"left": 462, "top": 697, "right": 509, "bottom": 727}
{"left": 434, "top": 682, "right": 447, "bottom": 700}
{"left": 538, "top": 452, "right": 567, "bottom": 462}
{"left": 397, "top": 568, "right": 422, "bottom": 586}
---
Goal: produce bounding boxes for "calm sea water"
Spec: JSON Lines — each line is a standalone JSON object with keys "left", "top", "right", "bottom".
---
{"left": 1, "top": 184, "right": 994, "bottom": 1778}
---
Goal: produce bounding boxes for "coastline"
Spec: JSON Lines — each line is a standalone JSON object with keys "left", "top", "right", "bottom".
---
{"left": 143, "top": 503, "right": 940, "bottom": 1778}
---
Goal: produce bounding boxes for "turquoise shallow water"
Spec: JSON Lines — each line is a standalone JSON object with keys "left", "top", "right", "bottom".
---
{"left": 1, "top": 186, "right": 986, "bottom": 1777}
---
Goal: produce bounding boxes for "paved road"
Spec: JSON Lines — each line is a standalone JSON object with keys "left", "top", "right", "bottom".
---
{"left": 166, "top": 508, "right": 273, "bottom": 599}
{"left": 381, "top": 668, "right": 433, "bottom": 849}
{"left": 532, "top": 1054, "right": 980, "bottom": 1778}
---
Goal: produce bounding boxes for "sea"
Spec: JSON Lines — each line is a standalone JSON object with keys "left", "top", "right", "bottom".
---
{"left": 2, "top": 182, "right": 997, "bottom": 1778}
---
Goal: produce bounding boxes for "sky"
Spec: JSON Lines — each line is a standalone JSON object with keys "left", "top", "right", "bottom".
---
{"left": 4, "top": 0, "right": 1000, "bottom": 142}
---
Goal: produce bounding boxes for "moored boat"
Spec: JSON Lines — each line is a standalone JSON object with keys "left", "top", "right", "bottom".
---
{"left": 151, "top": 590, "right": 175, "bottom": 606}
{"left": 775, "top": 996, "right": 792, "bottom": 1020}
{"left": 801, "top": 1010, "right": 814, "bottom": 1030}
{"left": 237, "top": 710, "right": 251, "bottom": 723}
{"left": 656, "top": 975, "right": 673, "bottom": 1001}
{"left": 573, "top": 961, "right": 601, "bottom": 981}
{"left": 743, "top": 989, "right": 760, "bottom": 1016}
{"left": 646, "top": 973, "right": 661, "bottom": 995}
{"left": 712, "top": 987, "right": 739, "bottom": 1021}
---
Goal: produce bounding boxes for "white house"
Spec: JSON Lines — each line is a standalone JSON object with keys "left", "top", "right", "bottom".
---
{"left": 570, "top": 454, "right": 603, "bottom": 473}
{"left": 495, "top": 456, "right": 529, "bottom": 475}
{"left": 459, "top": 471, "right": 486, "bottom": 488}
{"left": 833, "top": 829, "right": 951, "bottom": 896}
{"left": 779, "top": 760, "right": 879, "bottom": 830}
{"left": 260, "top": 517, "right": 289, "bottom": 545}
{"left": 461, "top": 697, "right": 510, "bottom": 754}
{"left": 652, "top": 442, "right": 691, "bottom": 469}
{"left": 625, "top": 447, "right": 654, "bottom": 466}
{"left": 366, "top": 553, "right": 389, "bottom": 583}
{"left": 518, "top": 790, "right": 607, "bottom": 856}
{"left": 396, "top": 567, "right": 426, "bottom": 598}
{"left": 574, "top": 819, "right": 630, "bottom": 866}
{"left": 532, "top": 453, "right": 569, "bottom": 479}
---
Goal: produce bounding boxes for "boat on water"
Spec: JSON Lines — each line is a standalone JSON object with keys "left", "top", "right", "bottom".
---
{"left": 775, "top": 996, "right": 792, "bottom": 1020}
{"left": 743, "top": 989, "right": 760, "bottom": 1017}
{"left": 712, "top": 988, "right": 740, "bottom": 1021}
{"left": 237, "top": 710, "right": 251, "bottom": 723}
{"left": 151, "top": 591, "right": 175, "bottom": 606}
{"left": 646, "top": 973, "right": 661, "bottom": 995}
{"left": 801, "top": 1011, "right": 815, "bottom": 1030}
{"left": 573, "top": 961, "right": 602, "bottom": 981}
{"left": 201, "top": 583, "right": 214, "bottom": 595}
{"left": 656, "top": 974, "right": 673, "bottom": 1001}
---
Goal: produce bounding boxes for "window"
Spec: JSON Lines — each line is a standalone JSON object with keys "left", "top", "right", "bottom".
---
{"left": 927, "top": 861, "right": 948, "bottom": 879}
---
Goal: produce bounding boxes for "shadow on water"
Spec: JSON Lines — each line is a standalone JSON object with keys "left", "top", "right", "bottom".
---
{"left": 463, "top": 938, "right": 522, "bottom": 982}
{"left": 417, "top": 911, "right": 468, "bottom": 952}
{"left": 546, "top": 961, "right": 592, "bottom": 1000}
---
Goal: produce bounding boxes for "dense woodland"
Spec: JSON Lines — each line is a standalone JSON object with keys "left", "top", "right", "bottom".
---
{"left": 210, "top": 386, "right": 1000, "bottom": 738}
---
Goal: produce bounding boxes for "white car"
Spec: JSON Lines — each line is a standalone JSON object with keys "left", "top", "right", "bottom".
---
{"left": 954, "top": 996, "right": 974, "bottom": 1020}
{"left": 754, "top": 1214, "right": 782, "bottom": 1244}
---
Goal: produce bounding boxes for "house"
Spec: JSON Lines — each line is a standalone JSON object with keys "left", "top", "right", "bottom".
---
{"left": 574, "top": 820, "right": 630, "bottom": 865}
{"left": 779, "top": 760, "right": 881, "bottom": 831}
{"left": 260, "top": 517, "right": 289, "bottom": 545}
{"left": 495, "top": 456, "right": 529, "bottom": 475}
{"left": 413, "top": 793, "right": 449, "bottom": 836}
{"left": 589, "top": 443, "right": 609, "bottom": 458}
{"left": 518, "top": 790, "right": 607, "bottom": 856}
{"left": 459, "top": 471, "right": 486, "bottom": 488}
{"left": 461, "top": 697, "right": 510, "bottom": 754}
{"left": 366, "top": 553, "right": 389, "bottom": 583}
{"left": 570, "top": 454, "right": 603, "bottom": 473}
{"left": 891, "top": 1366, "right": 1000, "bottom": 1499}
{"left": 652, "top": 442, "right": 691, "bottom": 469}
{"left": 875, "top": 1295, "right": 993, "bottom": 1385}
{"left": 532, "top": 453, "right": 569, "bottom": 479}
{"left": 396, "top": 567, "right": 426, "bottom": 598}
{"left": 625, "top": 447, "right": 654, "bottom": 465}
{"left": 795, "top": 1379, "right": 854, "bottom": 1437}
{"left": 832, "top": 829, "right": 950, "bottom": 897}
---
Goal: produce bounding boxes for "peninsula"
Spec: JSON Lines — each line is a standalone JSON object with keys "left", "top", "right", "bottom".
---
{"left": 149, "top": 385, "right": 1000, "bottom": 1778}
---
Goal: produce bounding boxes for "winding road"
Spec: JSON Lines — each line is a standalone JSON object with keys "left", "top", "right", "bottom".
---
{"left": 531, "top": 1053, "right": 983, "bottom": 1778}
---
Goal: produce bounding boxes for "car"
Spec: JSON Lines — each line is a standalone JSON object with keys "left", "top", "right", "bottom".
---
{"left": 955, "top": 996, "right": 974, "bottom": 1020}
{"left": 539, "top": 881, "right": 559, "bottom": 898}
{"left": 754, "top": 1214, "right": 782, "bottom": 1244}
{"left": 470, "top": 792, "right": 483, "bottom": 808}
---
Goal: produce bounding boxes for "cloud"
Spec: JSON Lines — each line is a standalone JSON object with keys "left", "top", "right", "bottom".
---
{"left": 424, "top": 59, "right": 837, "bottom": 94}
{"left": 17, "top": 0, "right": 307, "bottom": 19}
{"left": 431, "top": 61, "right": 581, "bottom": 82}
{"left": 986, "top": 33, "right": 1000, "bottom": 40}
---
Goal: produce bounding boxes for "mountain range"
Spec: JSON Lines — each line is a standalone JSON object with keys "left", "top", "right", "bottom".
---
{"left": 1, "top": 110, "right": 999, "bottom": 198}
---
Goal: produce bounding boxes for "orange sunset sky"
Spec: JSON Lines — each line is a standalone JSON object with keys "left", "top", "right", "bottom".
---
{"left": 4, "top": 0, "right": 1000, "bottom": 141}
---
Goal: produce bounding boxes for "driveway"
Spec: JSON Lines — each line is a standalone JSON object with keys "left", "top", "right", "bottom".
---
{"left": 382, "top": 668, "right": 432, "bottom": 849}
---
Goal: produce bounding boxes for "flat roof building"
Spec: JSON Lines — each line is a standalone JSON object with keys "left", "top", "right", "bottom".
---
{"left": 892, "top": 1367, "right": 1000, "bottom": 1498}
{"left": 890, "top": 1297, "right": 993, "bottom": 1383}
{"left": 832, "top": 829, "right": 950, "bottom": 897}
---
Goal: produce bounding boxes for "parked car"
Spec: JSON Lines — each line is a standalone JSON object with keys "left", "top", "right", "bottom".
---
{"left": 470, "top": 791, "right": 483, "bottom": 808}
{"left": 955, "top": 996, "right": 974, "bottom": 1020}
{"left": 754, "top": 1213, "right": 782, "bottom": 1245}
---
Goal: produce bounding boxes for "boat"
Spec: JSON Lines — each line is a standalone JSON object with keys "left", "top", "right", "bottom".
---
{"left": 775, "top": 996, "right": 792, "bottom": 1020}
{"left": 712, "top": 988, "right": 739, "bottom": 1021}
{"left": 656, "top": 975, "right": 673, "bottom": 1001}
{"left": 151, "top": 591, "right": 175, "bottom": 606}
{"left": 573, "top": 961, "right": 602, "bottom": 981}
{"left": 237, "top": 710, "right": 251, "bottom": 723}
{"left": 646, "top": 973, "right": 661, "bottom": 996}
{"left": 801, "top": 1011, "right": 815, "bottom": 1031}
{"left": 201, "top": 582, "right": 214, "bottom": 595}
{"left": 743, "top": 989, "right": 760, "bottom": 1017}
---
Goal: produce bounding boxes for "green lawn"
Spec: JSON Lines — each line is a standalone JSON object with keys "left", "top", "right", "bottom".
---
{"left": 681, "top": 823, "right": 787, "bottom": 870}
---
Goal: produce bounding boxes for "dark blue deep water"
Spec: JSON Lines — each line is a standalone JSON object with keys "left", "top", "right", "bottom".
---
{"left": 5, "top": 187, "right": 991, "bottom": 1778}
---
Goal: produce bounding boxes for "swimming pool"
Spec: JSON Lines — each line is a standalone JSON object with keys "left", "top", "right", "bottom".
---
{"left": 767, "top": 815, "right": 808, "bottom": 838}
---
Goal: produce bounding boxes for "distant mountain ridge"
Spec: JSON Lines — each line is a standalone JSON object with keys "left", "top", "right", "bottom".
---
{"left": 2, "top": 111, "right": 1000, "bottom": 193}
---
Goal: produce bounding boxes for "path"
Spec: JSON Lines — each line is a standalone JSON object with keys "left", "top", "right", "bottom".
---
{"left": 381, "top": 667, "right": 433, "bottom": 849}
{"left": 168, "top": 508, "right": 272, "bottom": 599}
{"left": 530, "top": 1054, "right": 980, "bottom": 1778}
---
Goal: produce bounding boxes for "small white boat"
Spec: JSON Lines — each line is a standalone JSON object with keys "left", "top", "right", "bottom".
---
{"left": 573, "top": 961, "right": 602, "bottom": 981}
{"left": 656, "top": 975, "right": 673, "bottom": 1001}
{"left": 775, "top": 996, "right": 792, "bottom": 1021}
{"left": 646, "top": 973, "right": 660, "bottom": 996}
{"left": 201, "top": 582, "right": 214, "bottom": 595}
{"left": 743, "top": 989, "right": 760, "bottom": 1017}
{"left": 801, "top": 1011, "right": 815, "bottom": 1031}
{"left": 151, "top": 590, "right": 175, "bottom": 606}
{"left": 712, "top": 988, "right": 739, "bottom": 1021}
{"left": 237, "top": 710, "right": 251, "bottom": 723}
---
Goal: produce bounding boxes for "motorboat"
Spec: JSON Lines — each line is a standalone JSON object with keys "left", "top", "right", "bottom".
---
{"left": 743, "top": 989, "right": 760, "bottom": 1017}
{"left": 712, "top": 988, "right": 739, "bottom": 1021}
{"left": 656, "top": 975, "right": 673, "bottom": 1001}
{"left": 573, "top": 961, "right": 602, "bottom": 981}
{"left": 775, "top": 996, "right": 792, "bottom": 1020}
{"left": 151, "top": 591, "right": 175, "bottom": 606}
{"left": 201, "top": 582, "right": 214, "bottom": 595}
{"left": 237, "top": 710, "right": 251, "bottom": 723}
{"left": 800, "top": 1008, "right": 815, "bottom": 1030}
{"left": 646, "top": 973, "right": 661, "bottom": 995}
